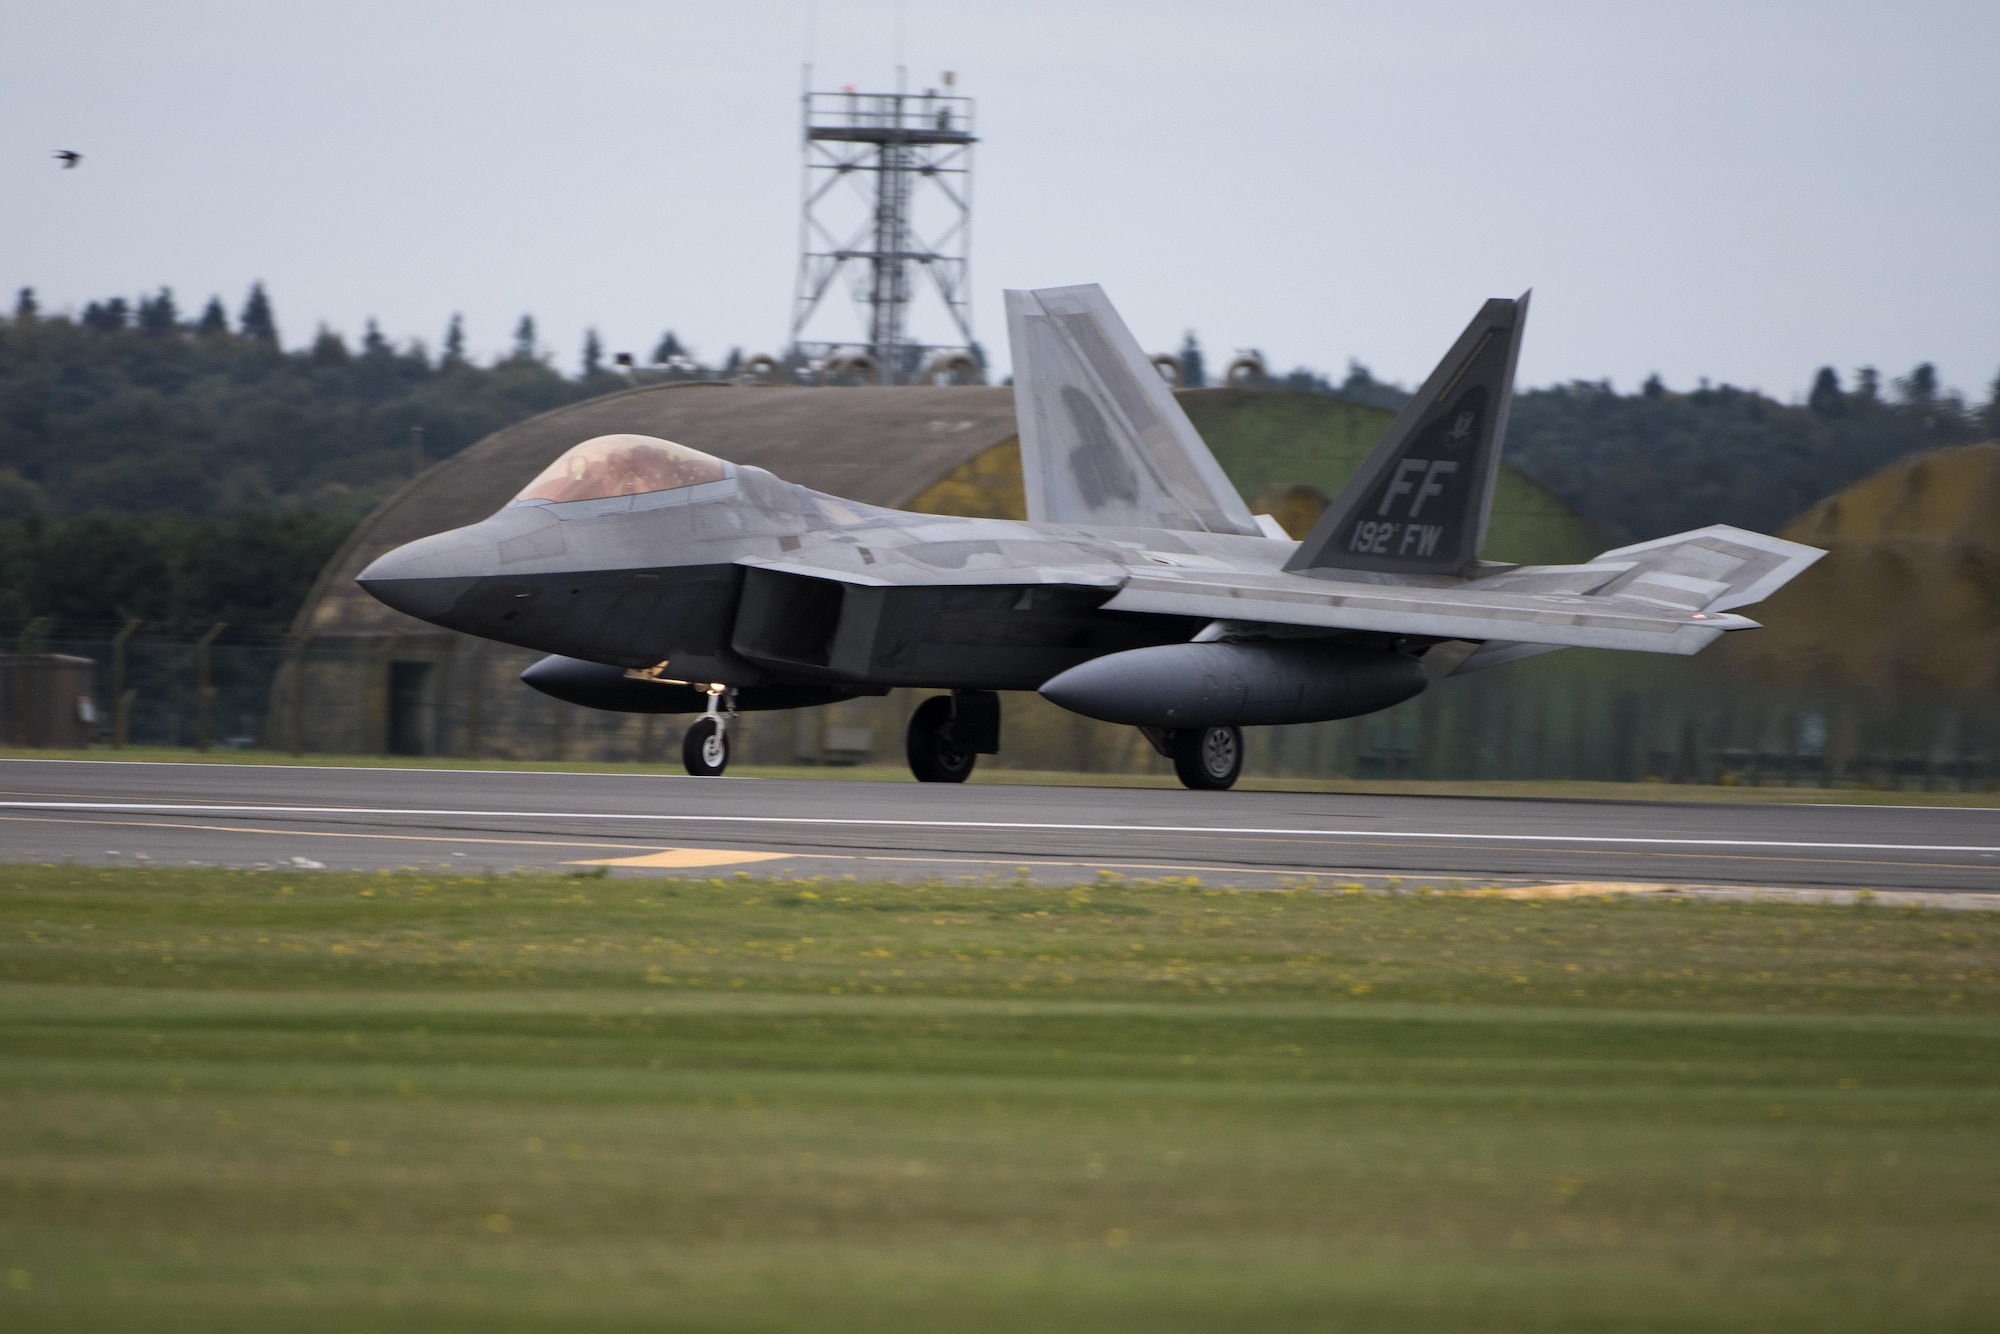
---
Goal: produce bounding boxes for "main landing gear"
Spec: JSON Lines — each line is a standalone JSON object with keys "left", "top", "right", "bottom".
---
{"left": 1141, "top": 725, "right": 1245, "bottom": 791}
{"left": 681, "top": 687, "right": 736, "bottom": 777}
{"left": 907, "top": 690, "right": 1001, "bottom": 783}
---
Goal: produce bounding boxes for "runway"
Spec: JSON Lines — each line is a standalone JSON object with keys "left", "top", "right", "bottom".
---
{"left": 2, "top": 757, "right": 1997, "bottom": 895}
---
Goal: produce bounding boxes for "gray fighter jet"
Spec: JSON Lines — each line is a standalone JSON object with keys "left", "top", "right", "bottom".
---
{"left": 358, "top": 285, "right": 1823, "bottom": 788}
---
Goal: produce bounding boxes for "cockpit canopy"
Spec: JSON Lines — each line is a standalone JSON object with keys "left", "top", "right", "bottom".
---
{"left": 512, "top": 435, "right": 731, "bottom": 506}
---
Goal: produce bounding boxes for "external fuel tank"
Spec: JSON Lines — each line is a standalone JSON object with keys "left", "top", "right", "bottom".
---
{"left": 1038, "top": 640, "right": 1426, "bottom": 729}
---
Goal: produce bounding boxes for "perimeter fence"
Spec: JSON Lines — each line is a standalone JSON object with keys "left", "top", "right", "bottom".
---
{"left": 3, "top": 624, "right": 1994, "bottom": 791}
{"left": 0, "top": 622, "right": 287, "bottom": 751}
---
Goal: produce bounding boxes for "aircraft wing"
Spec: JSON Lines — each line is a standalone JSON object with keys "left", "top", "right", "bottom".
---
{"left": 1100, "top": 525, "right": 1825, "bottom": 656}
{"left": 733, "top": 552, "right": 1125, "bottom": 591}
{"left": 1005, "top": 285, "right": 1263, "bottom": 537}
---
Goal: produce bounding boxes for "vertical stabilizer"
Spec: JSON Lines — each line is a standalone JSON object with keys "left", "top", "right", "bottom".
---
{"left": 1286, "top": 294, "right": 1529, "bottom": 578}
{"left": 1006, "top": 285, "right": 1261, "bottom": 536}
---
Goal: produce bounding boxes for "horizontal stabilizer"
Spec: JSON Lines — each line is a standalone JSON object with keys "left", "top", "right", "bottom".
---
{"left": 1092, "top": 524, "right": 1823, "bottom": 657}
{"left": 1006, "top": 285, "right": 1261, "bottom": 536}
{"left": 1470, "top": 524, "right": 1825, "bottom": 613}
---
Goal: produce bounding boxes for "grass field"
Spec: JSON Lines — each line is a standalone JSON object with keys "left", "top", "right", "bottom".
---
{"left": 7, "top": 745, "right": 1998, "bottom": 806}
{"left": 1, "top": 864, "right": 1997, "bottom": 1331}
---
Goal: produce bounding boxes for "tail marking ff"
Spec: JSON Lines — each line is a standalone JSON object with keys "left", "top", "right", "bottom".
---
{"left": 1287, "top": 294, "right": 1529, "bottom": 578}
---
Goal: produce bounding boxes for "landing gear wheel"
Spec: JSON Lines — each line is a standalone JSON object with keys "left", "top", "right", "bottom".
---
{"left": 906, "top": 695, "right": 976, "bottom": 783}
{"left": 1170, "top": 725, "right": 1242, "bottom": 790}
{"left": 682, "top": 716, "right": 729, "bottom": 776}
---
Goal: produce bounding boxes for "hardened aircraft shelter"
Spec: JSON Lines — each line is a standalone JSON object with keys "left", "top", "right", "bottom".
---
{"left": 277, "top": 380, "right": 1609, "bottom": 772}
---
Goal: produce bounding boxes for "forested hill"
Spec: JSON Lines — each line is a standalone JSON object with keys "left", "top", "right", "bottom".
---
{"left": 0, "top": 286, "right": 610, "bottom": 520}
{"left": 2, "top": 284, "right": 1995, "bottom": 631}
{"left": 1505, "top": 369, "right": 2000, "bottom": 541}
{"left": 0, "top": 286, "right": 622, "bottom": 632}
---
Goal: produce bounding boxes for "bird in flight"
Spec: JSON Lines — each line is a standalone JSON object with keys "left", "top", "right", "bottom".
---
{"left": 53, "top": 150, "right": 81, "bottom": 169}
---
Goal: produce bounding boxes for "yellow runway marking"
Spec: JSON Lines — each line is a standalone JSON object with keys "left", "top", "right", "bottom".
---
{"left": 799, "top": 850, "right": 1441, "bottom": 881}
{"left": 568, "top": 848, "right": 792, "bottom": 869}
{"left": 1476, "top": 881, "right": 1676, "bottom": 899}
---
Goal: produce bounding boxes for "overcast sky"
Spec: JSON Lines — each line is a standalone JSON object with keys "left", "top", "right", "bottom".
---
{"left": 5, "top": 0, "right": 1997, "bottom": 400}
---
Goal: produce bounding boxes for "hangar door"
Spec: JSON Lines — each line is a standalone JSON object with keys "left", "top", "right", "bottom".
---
{"left": 387, "top": 661, "right": 434, "bottom": 756}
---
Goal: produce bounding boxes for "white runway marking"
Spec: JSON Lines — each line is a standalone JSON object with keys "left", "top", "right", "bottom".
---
{"left": 6, "top": 759, "right": 2000, "bottom": 815}
{"left": 0, "top": 758, "right": 743, "bottom": 781}
{"left": 0, "top": 812, "right": 1480, "bottom": 882}
{"left": 3, "top": 802, "right": 1997, "bottom": 855}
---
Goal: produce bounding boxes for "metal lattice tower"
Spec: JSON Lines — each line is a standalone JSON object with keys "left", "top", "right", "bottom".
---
{"left": 790, "top": 84, "right": 979, "bottom": 384}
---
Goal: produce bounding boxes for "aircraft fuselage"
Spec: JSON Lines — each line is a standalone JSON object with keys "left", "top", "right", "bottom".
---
{"left": 355, "top": 281, "right": 1823, "bottom": 788}
{"left": 358, "top": 458, "right": 1291, "bottom": 694}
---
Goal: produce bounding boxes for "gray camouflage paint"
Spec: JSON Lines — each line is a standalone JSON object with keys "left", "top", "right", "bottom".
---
{"left": 359, "top": 285, "right": 1824, "bottom": 714}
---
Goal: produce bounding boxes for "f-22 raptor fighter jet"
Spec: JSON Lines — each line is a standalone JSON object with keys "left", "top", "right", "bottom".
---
{"left": 358, "top": 285, "right": 1823, "bottom": 789}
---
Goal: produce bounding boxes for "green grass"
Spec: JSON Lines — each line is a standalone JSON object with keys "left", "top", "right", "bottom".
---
{"left": 7, "top": 745, "right": 1997, "bottom": 805}
{"left": 2, "top": 865, "right": 1998, "bottom": 1331}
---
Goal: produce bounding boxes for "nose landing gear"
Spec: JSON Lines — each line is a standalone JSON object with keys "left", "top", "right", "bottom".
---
{"left": 681, "top": 686, "right": 736, "bottom": 776}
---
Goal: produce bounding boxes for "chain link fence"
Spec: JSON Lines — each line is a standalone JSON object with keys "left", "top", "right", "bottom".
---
{"left": 4, "top": 626, "right": 1992, "bottom": 791}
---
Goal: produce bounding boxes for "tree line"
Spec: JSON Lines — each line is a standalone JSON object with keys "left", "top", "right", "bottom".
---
{"left": 0, "top": 285, "right": 656, "bottom": 636}
{"left": 0, "top": 285, "right": 630, "bottom": 520}
{"left": 1195, "top": 332, "right": 1999, "bottom": 539}
{"left": 0, "top": 508, "right": 357, "bottom": 638}
{"left": 1505, "top": 366, "right": 2000, "bottom": 540}
{"left": 3, "top": 284, "right": 1994, "bottom": 635}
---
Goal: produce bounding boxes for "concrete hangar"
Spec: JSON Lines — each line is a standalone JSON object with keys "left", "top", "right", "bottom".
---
{"left": 278, "top": 380, "right": 1601, "bottom": 772}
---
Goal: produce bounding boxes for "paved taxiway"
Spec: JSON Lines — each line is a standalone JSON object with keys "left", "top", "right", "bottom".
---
{"left": 2, "top": 758, "right": 1997, "bottom": 893}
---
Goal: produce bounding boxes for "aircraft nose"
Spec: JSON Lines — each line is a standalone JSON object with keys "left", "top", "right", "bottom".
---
{"left": 356, "top": 535, "right": 482, "bottom": 624}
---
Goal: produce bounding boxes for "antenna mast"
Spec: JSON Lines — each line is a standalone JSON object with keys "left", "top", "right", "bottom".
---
{"left": 790, "top": 76, "right": 980, "bottom": 384}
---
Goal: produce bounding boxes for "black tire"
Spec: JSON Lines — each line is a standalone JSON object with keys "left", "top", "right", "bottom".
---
{"left": 906, "top": 695, "right": 976, "bottom": 783}
{"left": 1170, "top": 725, "right": 1242, "bottom": 790}
{"left": 682, "top": 717, "right": 729, "bottom": 776}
